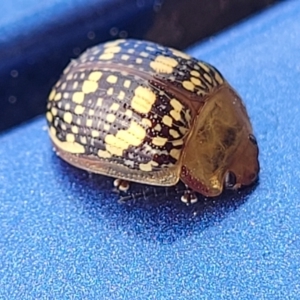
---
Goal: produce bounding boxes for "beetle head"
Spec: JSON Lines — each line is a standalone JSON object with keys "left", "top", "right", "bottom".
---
{"left": 180, "top": 86, "right": 259, "bottom": 197}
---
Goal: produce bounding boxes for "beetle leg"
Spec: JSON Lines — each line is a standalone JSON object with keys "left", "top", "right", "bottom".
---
{"left": 181, "top": 188, "right": 198, "bottom": 205}
{"left": 113, "top": 178, "right": 130, "bottom": 192}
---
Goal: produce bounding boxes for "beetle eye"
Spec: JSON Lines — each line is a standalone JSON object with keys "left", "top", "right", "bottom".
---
{"left": 225, "top": 171, "right": 237, "bottom": 189}
{"left": 248, "top": 134, "right": 257, "bottom": 145}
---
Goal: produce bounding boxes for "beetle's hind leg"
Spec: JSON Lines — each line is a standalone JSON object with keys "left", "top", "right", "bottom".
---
{"left": 113, "top": 179, "right": 142, "bottom": 204}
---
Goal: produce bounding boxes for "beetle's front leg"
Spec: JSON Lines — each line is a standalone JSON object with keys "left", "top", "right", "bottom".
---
{"left": 113, "top": 178, "right": 130, "bottom": 192}
{"left": 181, "top": 187, "right": 198, "bottom": 205}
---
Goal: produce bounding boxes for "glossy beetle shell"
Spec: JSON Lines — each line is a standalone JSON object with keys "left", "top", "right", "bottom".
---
{"left": 46, "top": 39, "right": 259, "bottom": 197}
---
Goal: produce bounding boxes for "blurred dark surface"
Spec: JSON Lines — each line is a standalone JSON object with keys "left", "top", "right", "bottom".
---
{"left": 0, "top": 0, "right": 279, "bottom": 133}
{"left": 146, "top": 0, "right": 279, "bottom": 48}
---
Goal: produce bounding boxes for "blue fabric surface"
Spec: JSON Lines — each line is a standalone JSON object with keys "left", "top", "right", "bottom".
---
{"left": 1, "top": 0, "right": 300, "bottom": 298}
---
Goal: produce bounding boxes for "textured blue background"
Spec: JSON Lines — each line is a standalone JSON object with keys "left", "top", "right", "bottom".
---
{"left": 1, "top": 1, "right": 300, "bottom": 298}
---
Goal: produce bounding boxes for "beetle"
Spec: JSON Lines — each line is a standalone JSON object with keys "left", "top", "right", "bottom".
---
{"left": 46, "top": 39, "right": 259, "bottom": 203}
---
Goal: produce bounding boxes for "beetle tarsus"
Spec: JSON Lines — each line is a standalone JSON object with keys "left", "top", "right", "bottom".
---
{"left": 181, "top": 189, "right": 198, "bottom": 205}
{"left": 113, "top": 178, "right": 130, "bottom": 192}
